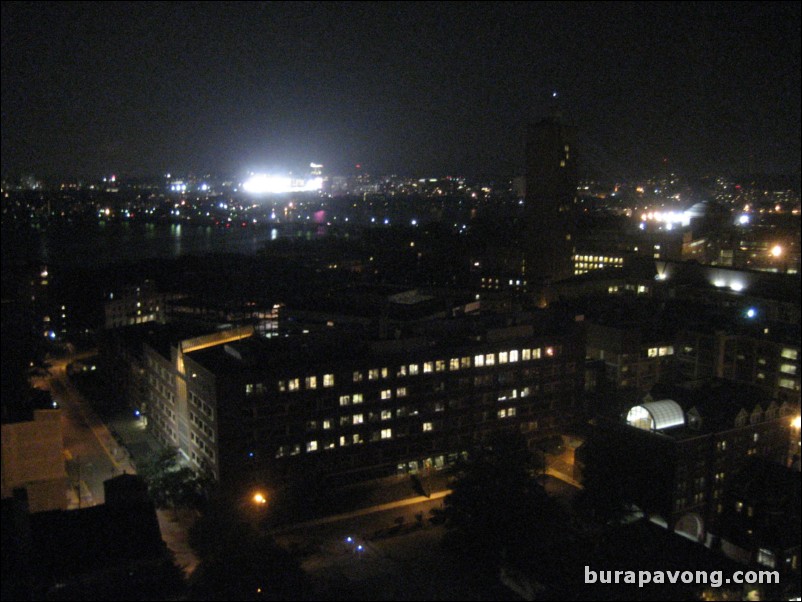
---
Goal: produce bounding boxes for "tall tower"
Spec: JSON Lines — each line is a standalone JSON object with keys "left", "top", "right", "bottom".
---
{"left": 524, "top": 111, "right": 577, "bottom": 282}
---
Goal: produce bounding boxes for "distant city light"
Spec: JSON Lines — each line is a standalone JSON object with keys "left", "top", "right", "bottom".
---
{"left": 737, "top": 214, "right": 750, "bottom": 225}
{"left": 746, "top": 307, "right": 757, "bottom": 319}
{"left": 770, "top": 244, "right": 783, "bottom": 257}
{"left": 730, "top": 282, "right": 744, "bottom": 292}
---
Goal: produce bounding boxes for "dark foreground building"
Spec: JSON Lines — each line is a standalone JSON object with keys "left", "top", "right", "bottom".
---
{"left": 1, "top": 474, "right": 181, "bottom": 601}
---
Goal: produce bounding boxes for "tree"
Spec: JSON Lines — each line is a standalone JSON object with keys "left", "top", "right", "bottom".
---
{"left": 139, "top": 447, "right": 213, "bottom": 512}
{"left": 442, "top": 431, "right": 569, "bottom": 574}
{"left": 575, "top": 440, "right": 631, "bottom": 526}
{"left": 187, "top": 495, "right": 308, "bottom": 601}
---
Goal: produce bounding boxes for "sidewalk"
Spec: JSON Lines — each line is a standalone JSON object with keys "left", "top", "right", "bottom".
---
{"left": 104, "top": 409, "right": 164, "bottom": 471}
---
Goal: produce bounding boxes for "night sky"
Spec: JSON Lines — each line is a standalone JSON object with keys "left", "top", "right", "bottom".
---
{"left": 2, "top": 2, "right": 800, "bottom": 178}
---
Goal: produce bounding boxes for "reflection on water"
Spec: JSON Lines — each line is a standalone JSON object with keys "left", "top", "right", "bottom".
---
{"left": 2, "top": 222, "right": 301, "bottom": 269}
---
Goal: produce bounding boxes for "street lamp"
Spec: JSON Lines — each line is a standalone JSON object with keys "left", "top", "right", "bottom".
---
{"left": 253, "top": 492, "right": 267, "bottom": 506}
{"left": 770, "top": 244, "right": 783, "bottom": 258}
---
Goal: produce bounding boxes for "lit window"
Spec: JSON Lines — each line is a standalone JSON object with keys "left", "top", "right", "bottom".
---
{"left": 323, "top": 374, "right": 335, "bottom": 387}
{"left": 781, "top": 348, "right": 798, "bottom": 360}
{"left": 396, "top": 387, "right": 407, "bottom": 397}
{"left": 423, "top": 422, "right": 433, "bottom": 432}
{"left": 499, "top": 351, "right": 508, "bottom": 364}
{"left": 397, "top": 365, "right": 407, "bottom": 377}
{"left": 757, "top": 549, "right": 776, "bottom": 569}
{"left": 498, "top": 409, "right": 507, "bottom": 418}
{"left": 369, "top": 369, "right": 379, "bottom": 380}
{"left": 423, "top": 362, "right": 434, "bottom": 373}
{"left": 353, "top": 393, "right": 364, "bottom": 404}
{"left": 323, "top": 420, "right": 331, "bottom": 429}
{"left": 339, "top": 395, "right": 351, "bottom": 406}
{"left": 381, "top": 367, "right": 389, "bottom": 378}
{"left": 307, "top": 441, "right": 318, "bottom": 452}
{"left": 532, "top": 348, "right": 542, "bottom": 359}
{"left": 435, "top": 360, "right": 446, "bottom": 372}
{"left": 353, "top": 433, "right": 362, "bottom": 444}
{"left": 485, "top": 353, "right": 495, "bottom": 366}
{"left": 779, "top": 378, "right": 796, "bottom": 389}
{"left": 474, "top": 355, "right": 485, "bottom": 367}
{"left": 278, "top": 380, "right": 287, "bottom": 392}
{"left": 449, "top": 358, "right": 460, "bottom": 371}
{"left": 381, "top": 410, "right": 392, "bottom": 420}
{"left": 353, "top": 371, "right": 363, "bottom": 382}
{"left": 381, "top": 389, "right": 392, "bottom": 400}
{"left": 648, "top": 348, "right": 658, "bottom": 358}
{"left": 381, "top": 428, "right": 392, "bottom": 439}
{"left": 509, "top": 350, "right": 519, "bottom": 363}
{"left": 460, "top": 356, "right": 471, "bottom": 368}
{"left": 522, "top": 349, "right": 531, "bottom": 361}
{"left": 780, "top": 364, "right": 797, "bottom": 375}
{"left": 288, "top": 378, "right": 300, "bottom": 392}
{"left": 353, "top": 414, "right": 363, "bottom": 424}
{"left": 305, "top": 376, "right": 317, "bottom": 389}
{"left": 409, "top": 364, "right": 419, "bottom": 375}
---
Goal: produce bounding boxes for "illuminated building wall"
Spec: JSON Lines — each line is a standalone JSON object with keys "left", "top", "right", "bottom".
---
{"left": 572, "top": 253, "right": 624, "bottom": 276}
{"left": 130, "top": 318, "right": 584, "bottom": 487}
{"left": 675, "top": 331, "right": 801, "bottom": 405}
{"left": 104, "top": 282, "right": 169, "bottom": 329}
{"left": 1, "top": 410, "right": 68, "bottom": 512}
{"left": 586, "top": 322, "right": 674, "bottom": 394}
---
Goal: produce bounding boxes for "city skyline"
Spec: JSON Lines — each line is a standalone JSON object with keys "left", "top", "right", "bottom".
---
{"left": 2, "top": 2, "right": 800, "bottom": 179}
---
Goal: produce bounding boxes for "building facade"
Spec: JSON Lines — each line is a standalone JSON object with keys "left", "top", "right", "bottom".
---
{"left": 133, "top": 315, "right": 585, "bottom": 488}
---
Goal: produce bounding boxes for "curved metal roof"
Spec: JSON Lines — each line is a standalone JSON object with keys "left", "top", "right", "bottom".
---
{"left": 629, "top": 399, "right": 685, "bottom": 431}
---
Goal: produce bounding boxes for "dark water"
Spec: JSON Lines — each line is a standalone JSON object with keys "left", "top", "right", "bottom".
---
{"left": 2, "top": 222, "right": 287, "bottom": 269}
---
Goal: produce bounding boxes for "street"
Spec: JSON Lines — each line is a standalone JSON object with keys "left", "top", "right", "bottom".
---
{"left": 33, "top": 356, "right": 134, "bottom": 508}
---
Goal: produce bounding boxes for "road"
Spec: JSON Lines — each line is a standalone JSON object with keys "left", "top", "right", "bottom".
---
{"left": 34, "top": 355, "right": 135, "bottom": 508}
{"left": 34, "top": 355, "right": 201, "bottom": 575}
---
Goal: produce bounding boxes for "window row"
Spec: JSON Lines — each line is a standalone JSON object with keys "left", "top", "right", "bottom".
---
{"left": 271, "top": 348, "right": 562, "bottom": 394}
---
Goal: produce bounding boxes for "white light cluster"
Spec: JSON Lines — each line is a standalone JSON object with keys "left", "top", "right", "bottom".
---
{"left": 640, "top": 210, "right": 691, "bottom": 227}
{"left": 243, "top": 173, "right": 323, "bottom": 194}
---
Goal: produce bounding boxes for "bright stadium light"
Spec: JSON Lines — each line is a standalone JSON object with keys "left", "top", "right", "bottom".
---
{"left": 243, "top": 173, "right": 323, "bottom": 194}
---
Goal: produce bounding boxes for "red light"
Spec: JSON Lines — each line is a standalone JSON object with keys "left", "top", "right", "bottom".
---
{"left": 356, "top": 164, "right": 361, "bottom": 169}
{"left": 735, "top": 185, "right": 741, "bottom": 189}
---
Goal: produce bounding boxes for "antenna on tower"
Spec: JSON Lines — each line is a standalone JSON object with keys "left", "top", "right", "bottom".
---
{"left": 549, "top": 89, "right": 562, "bottom": 120}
